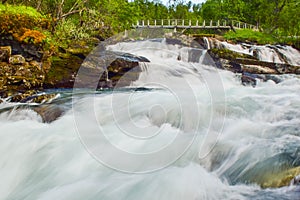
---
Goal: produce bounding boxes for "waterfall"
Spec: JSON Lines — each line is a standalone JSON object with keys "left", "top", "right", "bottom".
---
{"left": 203, "top": 37, "right": 211, "bottom": 49}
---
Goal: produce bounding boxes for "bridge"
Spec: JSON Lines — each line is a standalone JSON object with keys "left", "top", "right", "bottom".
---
{"left": 133, "top": 19, "right": 257, "bottom": 30}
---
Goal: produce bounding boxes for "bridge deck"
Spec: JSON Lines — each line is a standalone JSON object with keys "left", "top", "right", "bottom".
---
{"left": 133, "top": 19, "right": 257, "bottom": 30}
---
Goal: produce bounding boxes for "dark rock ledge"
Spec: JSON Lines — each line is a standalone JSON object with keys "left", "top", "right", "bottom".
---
{"left": 207, "top": 47, "right": 300, "bottom": 86}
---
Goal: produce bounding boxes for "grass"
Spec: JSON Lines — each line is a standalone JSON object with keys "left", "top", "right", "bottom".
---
{"left": 224, "top": 29, "right": 277, "bottom": 45}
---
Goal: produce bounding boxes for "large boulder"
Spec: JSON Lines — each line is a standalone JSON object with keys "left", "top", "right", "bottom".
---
{"left": 45, "top": 50, "right": 150, "bottom": 89}
{"left": 33, "top": 105, "right": 65, "bottom": 123}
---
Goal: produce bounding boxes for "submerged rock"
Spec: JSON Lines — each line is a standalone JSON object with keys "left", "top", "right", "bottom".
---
{"left": 260, "top": 166, "right": 300, "bottom": 188}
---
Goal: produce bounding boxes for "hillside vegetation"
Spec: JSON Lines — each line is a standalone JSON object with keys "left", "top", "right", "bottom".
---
{"left": 0, "top": 0, "right": 299, "bottom": 48}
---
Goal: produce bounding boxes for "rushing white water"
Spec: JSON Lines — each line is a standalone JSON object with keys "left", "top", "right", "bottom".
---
{"left": 204, "top": 37, "right": 300, "bottom": 65}
{"left": 1, "top": 38, "right": 300, "bottom": 200}
{"left": 221, "top": 41, "right": 300, "bottom": 65}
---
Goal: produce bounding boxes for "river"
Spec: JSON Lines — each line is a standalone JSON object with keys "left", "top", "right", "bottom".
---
{"left": 0, "top": 37, "right": 300, "bottom": 200}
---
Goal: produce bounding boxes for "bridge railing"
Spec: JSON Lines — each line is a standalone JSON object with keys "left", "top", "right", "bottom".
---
{"left": 231, "top": 20, "right": 257, "bottom": 30}
{"left": 134, "top": 19, "right": 257, "bottom": 30}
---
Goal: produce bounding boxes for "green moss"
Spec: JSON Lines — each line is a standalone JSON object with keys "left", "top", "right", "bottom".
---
{"left": 192, "top": 34, "right": 215, "bottom": 38}
{"left": 44, "top": 54, "right": 83, "bottom": 87}
{"left": 209, "top": 48, "right": 255, "bottom": 60}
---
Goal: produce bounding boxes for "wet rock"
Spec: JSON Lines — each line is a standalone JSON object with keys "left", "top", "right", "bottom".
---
{"left": 33, "top": 105, "right": 64, "bottom": 123}
{"left": 46, "top": 50, "right": 149, "bottom": 89}
{"left": 291, "top": 175, "right": 300, "bottom": 186}
{"left": 9, "top": 55, "right": 26, "bottom": 65}
{"left": 9, "top": 91, "right": 57, "bottom": 104}
{"left": 260, "top": 166, "right": 300, "bottom": 188}
{"left": 31, "top": 93, "right": 57, "bottom": 104}
{"left": 10, "top": 90, "right": 37, "bottom": 102}
{"left": 265, "top": 74, "right": 282, "bottom": 84}
{"left": 241, "top": 72, "right": 257, "bottom": 87}
{"left": 97, "top": 51, "right": 150, "bottom": 63}
{"left": 242, "top": 64, "right": 277, "bottom": 74}
{"left": 205, "top": 40, "right": 300, "bottom": 75}
{"left": 218, "top": 59, "right": 242, "bottom": 72}
{"left": 0, "top": 46, "right": 11, "bottom": 62}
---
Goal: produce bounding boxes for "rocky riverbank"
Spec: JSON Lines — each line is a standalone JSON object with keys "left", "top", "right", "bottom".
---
{"left": 1, "top": 35, "right": 300, "bottom": 102}
{"left": 194, "top": 36, "right": 300, "bottom": 86}
{"left": 0, "top": 37, "right": 150, "bottom": 103}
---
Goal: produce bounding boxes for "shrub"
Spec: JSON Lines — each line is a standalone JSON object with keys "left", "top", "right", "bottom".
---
{"left": 0, "top": 4, "right": 50, "bottom": 45}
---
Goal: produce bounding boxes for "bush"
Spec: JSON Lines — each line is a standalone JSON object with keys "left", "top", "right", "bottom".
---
{"left": 0, "top": 3, "right": 50, "bottom": 45}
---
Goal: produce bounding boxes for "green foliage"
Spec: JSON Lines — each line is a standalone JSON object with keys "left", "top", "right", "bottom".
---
{"left": 1, "top": 0, "right": 299, "bottom": 48}
{"left": 224, "top": 29, "right": 277, "bottom": 44}
{"left": 201, "top": 0, "right": 300, "bottom": 37}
